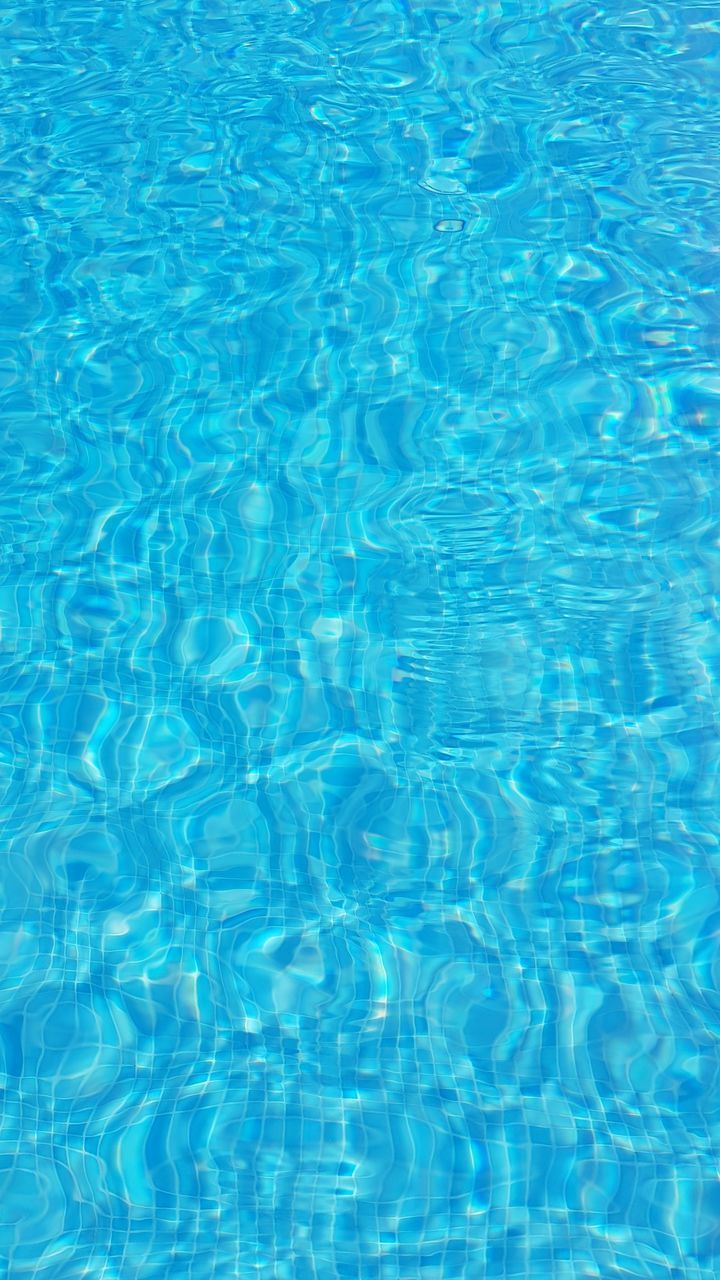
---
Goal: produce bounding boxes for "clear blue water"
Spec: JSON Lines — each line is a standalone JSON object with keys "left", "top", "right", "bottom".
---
{"left": 1, "top": 1, "right": 720, "bottom": 1277}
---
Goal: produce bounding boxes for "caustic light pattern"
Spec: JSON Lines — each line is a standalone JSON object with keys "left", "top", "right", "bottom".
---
{"left": 1, "top": 1, "right": 720, "bottom": 1279}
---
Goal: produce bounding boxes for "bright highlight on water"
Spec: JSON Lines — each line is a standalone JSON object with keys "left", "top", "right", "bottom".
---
{"left": 1, "top": 2, "right": 719, "bottom": 1278}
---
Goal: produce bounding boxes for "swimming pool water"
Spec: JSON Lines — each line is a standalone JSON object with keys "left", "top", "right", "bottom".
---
{"left": 1, "top": 1, "right": 720, "bottom": 1277}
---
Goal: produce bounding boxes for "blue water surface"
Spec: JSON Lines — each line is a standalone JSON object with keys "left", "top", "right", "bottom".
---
{"left": 1, "top": 1, "right": 720, "bottom": 1277}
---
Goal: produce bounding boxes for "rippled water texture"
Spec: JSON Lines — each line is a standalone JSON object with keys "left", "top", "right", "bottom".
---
{"left": 1, "top": 1, "right": 720, "bottom": 1277}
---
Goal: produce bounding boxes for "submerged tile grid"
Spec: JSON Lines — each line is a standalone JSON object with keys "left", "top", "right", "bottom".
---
{"left": 0, "top": 1, "right": 720, "bottom": 1277}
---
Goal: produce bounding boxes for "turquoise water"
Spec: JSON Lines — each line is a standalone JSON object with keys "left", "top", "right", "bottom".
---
{"left": 1, "top": 1, "right": 720, "bottom": 1276}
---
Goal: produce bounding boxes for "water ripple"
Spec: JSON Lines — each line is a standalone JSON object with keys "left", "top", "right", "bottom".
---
{"left": 1, "top": 1, "right": 720, "bottom": 1277}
